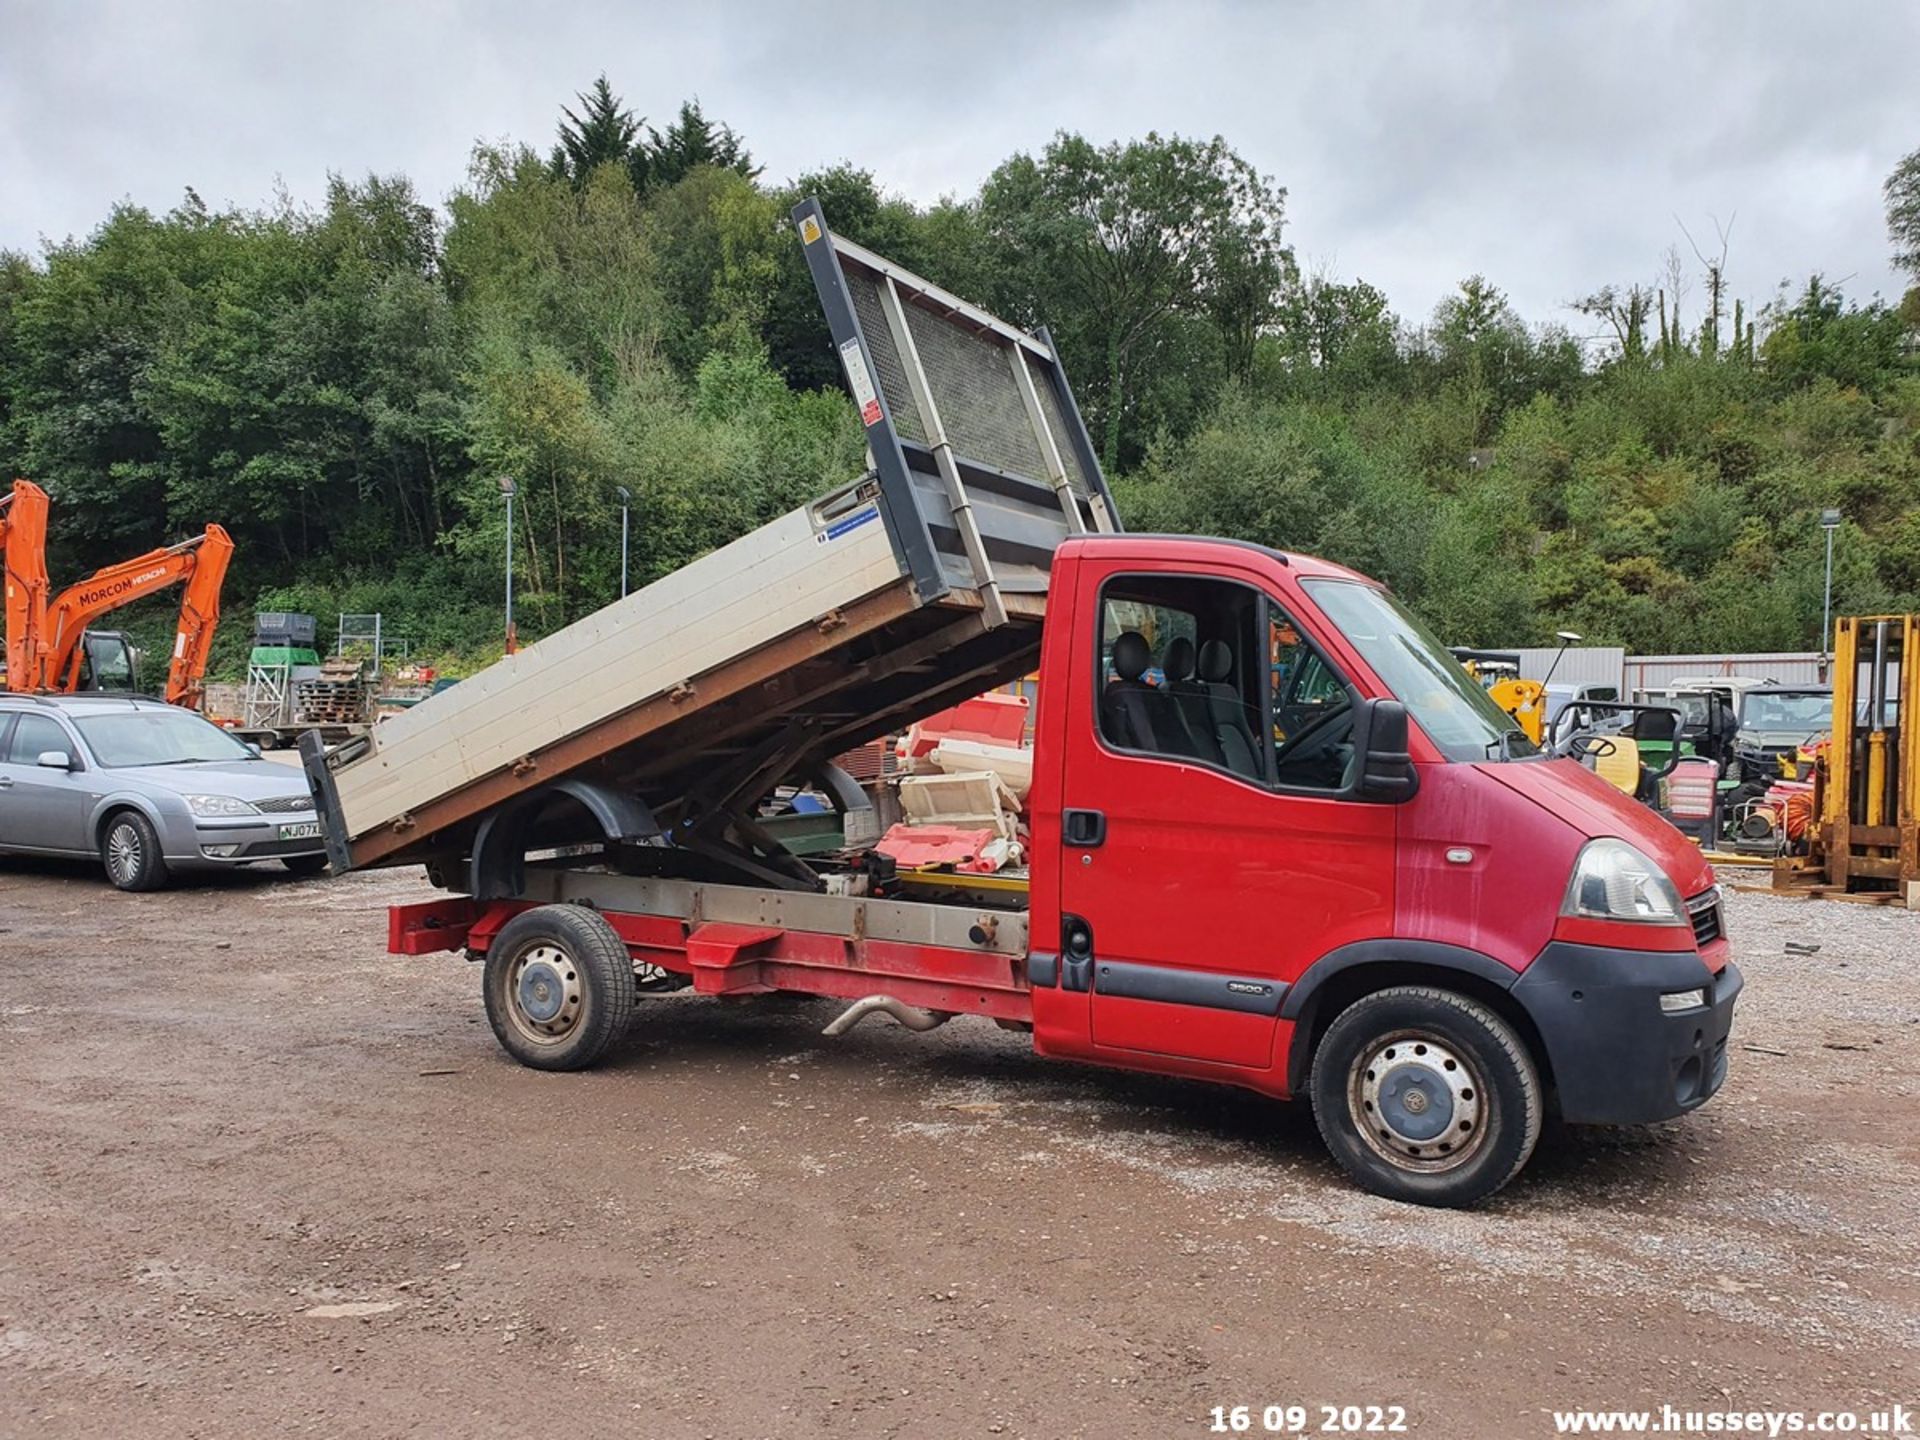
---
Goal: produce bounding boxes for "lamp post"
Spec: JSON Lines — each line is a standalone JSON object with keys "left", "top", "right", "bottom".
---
{"left": 500, "top": 476, "right": 518, "bottom": 655}
{"left": 1820, "top": 507, "right": 1841, "bottom": 678}
{"left": 616, "top": 486, "right": 631, "bottom": 599}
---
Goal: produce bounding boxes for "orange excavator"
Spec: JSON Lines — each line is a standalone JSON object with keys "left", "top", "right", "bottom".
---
{"left": 1, "top": 478, "right": 235, "bottom": 710}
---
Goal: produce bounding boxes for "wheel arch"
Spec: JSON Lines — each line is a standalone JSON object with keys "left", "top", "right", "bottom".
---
{"left": 1283, "top": 941, "right": 1555, "bottom": 1102}
{"left": 91, "top": 793, "right": 168, "bottom": 847}
{"left": 470, "top": 780, "right": 661, "bottom": 899}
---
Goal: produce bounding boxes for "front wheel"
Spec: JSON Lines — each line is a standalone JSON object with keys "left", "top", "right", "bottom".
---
{"left": 101, "top": 811, "right": 169, "bottom": 892}
{"left": 482, "top": 904, "right": 636, "bottom": 1071}
{"left": 1309, "top": 985, "right": 1541, "bottom": 1208}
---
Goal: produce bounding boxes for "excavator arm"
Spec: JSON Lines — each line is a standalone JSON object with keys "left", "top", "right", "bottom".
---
{"left": 40, "top": 524, "right": 235, "bottom": 706}
{"left": 1, "top": 479, "right": 52, "bottom": 690}
{"left": 160, "top": 524, "right": 234, "bottom": 709}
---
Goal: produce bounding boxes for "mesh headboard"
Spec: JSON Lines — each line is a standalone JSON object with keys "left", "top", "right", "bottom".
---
{"left": 793, "top": 197, "right": 1121, "bottom": 610}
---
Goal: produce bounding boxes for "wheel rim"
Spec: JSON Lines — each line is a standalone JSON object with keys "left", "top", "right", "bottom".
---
{"left": 501, "top": 942, "right": 586, "bottom": 1047}
{"left": 106, "top": 823, "right": 142, "bottom": 885}
{"left": 1347, "top": 1029, "right": 1489, "bottom": 1174}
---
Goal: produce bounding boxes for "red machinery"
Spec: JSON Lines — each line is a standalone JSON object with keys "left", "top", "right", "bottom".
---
{"left": 1, "top": 478, "right": 234, "bottom": 709}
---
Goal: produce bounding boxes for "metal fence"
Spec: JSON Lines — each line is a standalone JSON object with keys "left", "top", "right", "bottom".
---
{"left": 1625, "top": 652, "right": 1828, "bottom": 690}
{"left": 1509, "top": 647, "right": 1626, "bottom": 692}
{"left": 1481, "top": 647, "right": 1832, "bottom": 694}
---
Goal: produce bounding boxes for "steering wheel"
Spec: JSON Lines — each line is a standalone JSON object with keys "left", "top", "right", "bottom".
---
{"left": 1564, "top": 732, "right": 1618, "bottom": 764}
{"left": 1275, "top": 704, "right": 1355, "bottom": 783}
{"left": 1547, "top": 703, "right": 1592, "bottom": 754}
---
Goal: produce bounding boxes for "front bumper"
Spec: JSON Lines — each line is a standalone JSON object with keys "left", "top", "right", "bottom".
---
{"left": 1511, "top": 942, "right": 1743, "bottom": 1125}
{"left": 159, "top": 814, "right": 327, "bottom": 866}
{"left": 1735, "top": 745, "right": 1806, "bottom": 783}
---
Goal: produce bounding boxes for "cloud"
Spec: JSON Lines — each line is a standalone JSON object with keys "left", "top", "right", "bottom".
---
{"left": 2, "top": 0, "right": 1913, "bottom": 327}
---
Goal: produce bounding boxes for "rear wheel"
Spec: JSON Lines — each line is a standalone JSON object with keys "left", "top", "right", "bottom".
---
{"left": 101, "top": 810, "right": 169, "bottom": 892}
{"left": 1309, "top": 985, "right": 1541, "bottom": 1208}
{"left": 482, "top": 904, "right": 635, "bottom": 1071}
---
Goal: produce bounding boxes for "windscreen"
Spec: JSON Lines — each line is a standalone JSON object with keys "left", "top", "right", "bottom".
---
{"left": 1743, "top": 691, "right": 1832, "bottom": 732}
{"left": 75, "top": 709, "right": 255, "bottom": 767}
{"left": 1304, "top": 580, "right": 1538, "bottom": 761}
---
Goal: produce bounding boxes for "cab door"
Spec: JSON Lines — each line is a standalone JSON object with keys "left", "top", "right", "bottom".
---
{"left": 1054, "top": 559, "right": 1396, "bottom": 1073}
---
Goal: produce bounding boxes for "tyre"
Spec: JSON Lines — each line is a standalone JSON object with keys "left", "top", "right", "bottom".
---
{"left": 281, "top": 853, "right": 330, "bottom": 878}
{"left": 100, "top": 810, "right": 170, "bottom": 893}
{"left": 482, "top": 904, "right": 635, "bottom": 1071}
{"left": 1309, "top": 985, "right": 1541, "bottom": 1208}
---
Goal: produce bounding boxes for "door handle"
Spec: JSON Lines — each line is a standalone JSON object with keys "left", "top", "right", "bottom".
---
{"left": 0, "top": 776, "right": 13, "bottom": 788}
{"left": 1062, "top": 808, "right": 1105, "bottom": 847}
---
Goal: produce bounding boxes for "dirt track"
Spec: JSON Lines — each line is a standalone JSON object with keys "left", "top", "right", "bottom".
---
{"left": 3, "top": 858, "right": 1918, "bottom": 1439}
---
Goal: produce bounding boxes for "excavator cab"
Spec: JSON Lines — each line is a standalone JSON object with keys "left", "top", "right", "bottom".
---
{"left": 77, "top": 630, "right": 142, "bottom": 692}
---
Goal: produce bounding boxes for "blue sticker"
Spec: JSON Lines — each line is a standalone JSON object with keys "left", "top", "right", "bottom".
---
{"left": 818, "top": 504, "right": 881, "bottom": 544}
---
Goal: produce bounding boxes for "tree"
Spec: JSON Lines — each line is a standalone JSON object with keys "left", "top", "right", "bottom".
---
{"left": 978, "top": 131, "right": 1292, "bottom": 472}
{"left": 644, "top": 167, "right": 780, "bottom": 372}
{"left": 1887, "top": 146, "right": 1920, "bottom": 280}
{"left": 1760, "top": 276, "right": 1907, "bottom": 394}
{"left": 1573, "top": 285, "right": 1653, "bottom": 362}
{"left": 549, "top": 76, "right": 644, "bottom": 190}
{"left": 1415, "top": 277, "right": 1583, "bottom": 440}
{"left": 647, "top": 100, "right": 759, "bottom": 191}
{"left": 1267, "top": 274, "right": 1403, "bottom": 397}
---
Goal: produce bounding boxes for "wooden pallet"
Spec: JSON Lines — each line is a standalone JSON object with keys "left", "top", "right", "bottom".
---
{"left": 1734, "top": 880, "right": 1904, "bottom": 905}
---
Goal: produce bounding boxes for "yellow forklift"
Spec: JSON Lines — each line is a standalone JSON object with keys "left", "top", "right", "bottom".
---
{"left": 1774, "top": 616, "right": 1918, "bottom": 901}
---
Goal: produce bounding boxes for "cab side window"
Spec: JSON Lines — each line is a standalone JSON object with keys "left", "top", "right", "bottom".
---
{"left": 1095, "top": 576, "right": 1355, "bottom": 793}
{"left": 1099, "top": 576, "right": 1251, "bottom": 775}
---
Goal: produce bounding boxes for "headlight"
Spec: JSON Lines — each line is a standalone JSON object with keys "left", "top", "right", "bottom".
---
{"left": 1561, "top": 838, "right": 1686, "bottom": 925}
{"left": 184, "top": 794, "right": 261, "bottom": 818}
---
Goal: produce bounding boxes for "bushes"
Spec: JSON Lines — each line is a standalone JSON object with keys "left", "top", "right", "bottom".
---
{"left": 1, "top": 92, "right": 1915, "bottom": 676}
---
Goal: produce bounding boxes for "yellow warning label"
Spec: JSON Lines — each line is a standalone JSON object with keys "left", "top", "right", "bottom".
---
{"left": 798, "top": 215, "right": 822, "bottom": 245}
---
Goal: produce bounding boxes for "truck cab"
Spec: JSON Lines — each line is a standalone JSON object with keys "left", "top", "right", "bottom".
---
{"left": 1022, "top": 537, "right": 1737, "bottom": 1202}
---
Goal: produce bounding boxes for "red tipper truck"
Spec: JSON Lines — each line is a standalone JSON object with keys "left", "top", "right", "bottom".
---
{"left": 303, "top": 201, "right": 1740, "bottom": 1207}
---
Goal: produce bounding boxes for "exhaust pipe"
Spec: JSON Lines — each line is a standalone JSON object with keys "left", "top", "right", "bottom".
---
{"left": 821, "top": 995, "right": 953, "bottom": 1037}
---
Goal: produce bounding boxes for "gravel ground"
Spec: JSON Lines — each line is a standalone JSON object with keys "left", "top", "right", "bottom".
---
{"left": 2, "top": 859, "right": 1917, "bottom": 1439}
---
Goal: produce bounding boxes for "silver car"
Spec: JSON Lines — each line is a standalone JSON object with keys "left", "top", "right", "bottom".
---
{"left": 0, "top": 694, "right": 327, "bottom": 891}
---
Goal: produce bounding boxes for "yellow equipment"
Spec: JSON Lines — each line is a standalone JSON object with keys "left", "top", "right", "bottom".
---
{"left": 1775, "top": 615, "right": 1918, "bottom": 899}
{"left": 1488, "top": 677, "right": 1547, "bottom": 745}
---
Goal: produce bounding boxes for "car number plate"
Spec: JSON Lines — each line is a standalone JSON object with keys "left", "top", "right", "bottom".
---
{"left": 278, "top": 822, "right": 323, "bottom": 841}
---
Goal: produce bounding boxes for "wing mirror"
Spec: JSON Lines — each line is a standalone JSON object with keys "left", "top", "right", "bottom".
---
{"left": 1349, "top": 698, "right": 1418, "bottom": 802}
{"left": 36, "top": 750, "right": 75, "bottom": 771}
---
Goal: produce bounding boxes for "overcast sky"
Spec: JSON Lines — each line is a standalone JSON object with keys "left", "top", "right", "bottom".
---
{"left": 3, "top": 0, "right": 1915, "bottom": 332}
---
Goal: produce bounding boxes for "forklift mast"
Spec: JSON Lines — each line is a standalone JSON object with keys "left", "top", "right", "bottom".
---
{"left": 1776, "top": 615, "right": 1918, "bottom": 897}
